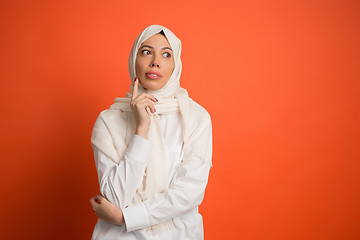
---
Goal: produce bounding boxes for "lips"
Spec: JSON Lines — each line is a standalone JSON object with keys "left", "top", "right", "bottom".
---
{"left": 145, "top": 71, "right": 162, "bottom": 80}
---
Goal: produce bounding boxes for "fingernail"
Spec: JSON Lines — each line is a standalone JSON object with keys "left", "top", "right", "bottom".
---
{"left": 134, "top": 77, "right": 137, "bottom": 82}
{"left": 155, "top": 98, "right": 158, "bottom": 102}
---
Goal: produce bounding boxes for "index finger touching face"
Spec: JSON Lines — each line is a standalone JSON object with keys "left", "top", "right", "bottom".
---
{"left": 132, "top": 77, "right": 138, "bottom": 100}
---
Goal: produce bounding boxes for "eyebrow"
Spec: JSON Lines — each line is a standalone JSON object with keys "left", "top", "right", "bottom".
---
{"left": 140, "top": 45, "right": 173, "bottom": 51}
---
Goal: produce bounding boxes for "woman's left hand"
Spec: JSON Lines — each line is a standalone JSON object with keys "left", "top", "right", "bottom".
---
{"left": 89, "top": 194, "right": 125, "bottom": 225}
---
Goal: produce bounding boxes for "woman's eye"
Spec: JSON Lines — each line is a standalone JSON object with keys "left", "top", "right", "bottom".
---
{"left": 142, "top": 50, "right": 151, "bottom": 55}
{"left": 163, "top": 52, "right": 171, "bottom": 58}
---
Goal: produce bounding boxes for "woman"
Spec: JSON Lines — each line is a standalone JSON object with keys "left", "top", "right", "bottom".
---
{"left": 89, "top": 25, "right": 212, "bottom": 240}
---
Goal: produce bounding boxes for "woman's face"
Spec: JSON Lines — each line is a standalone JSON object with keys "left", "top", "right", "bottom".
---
{"left": 135, "top": 33, "right": 175, "bottom": 91}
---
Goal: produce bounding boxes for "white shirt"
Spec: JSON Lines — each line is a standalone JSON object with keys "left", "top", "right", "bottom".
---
{"left": 91, "top": 112, "right": 211, "bottom": 240}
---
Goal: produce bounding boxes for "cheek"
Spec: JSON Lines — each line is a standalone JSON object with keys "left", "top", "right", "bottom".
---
{"left": 135, "top": 61, "right": 143, "bottom": 76}
{"left": 135, "top": 56, "right": 147, "bottom": 69}
{"left": 164, "top": 60, "right": 175, "bottom": 76}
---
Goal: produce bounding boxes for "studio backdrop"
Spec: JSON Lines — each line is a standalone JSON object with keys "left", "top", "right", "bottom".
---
{"left": 1, "top": 0, "right": 359, "bottom": 239}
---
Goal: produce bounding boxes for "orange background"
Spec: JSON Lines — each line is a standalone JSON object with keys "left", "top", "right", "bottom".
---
{"left": 1, "top": 0, "right": 359, "bottom": 239}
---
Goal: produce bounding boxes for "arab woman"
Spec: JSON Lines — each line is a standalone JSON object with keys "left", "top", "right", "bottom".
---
{"left": 89, "top": 24, "right": 213, "bottom": 240}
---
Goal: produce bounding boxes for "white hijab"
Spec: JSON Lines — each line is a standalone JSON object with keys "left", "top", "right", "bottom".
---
{"left": 110, "top": 25, "right": 184, "bottom": 112}
{"left": 91, "top": 25, "right": 212, "bottom": 234}
{"left": 110, "top": 25, "right": 185, "bottom": 198}
{"left": 112, "top": 25, "right": 186, "bottom": 233}
{"left": 128, "top": 25, "right": 182, "bottom": 98}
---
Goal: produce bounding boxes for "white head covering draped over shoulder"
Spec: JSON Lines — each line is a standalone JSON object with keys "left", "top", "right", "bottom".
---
{"left": 91, "top": 25, "right": 212, "bottom": 234}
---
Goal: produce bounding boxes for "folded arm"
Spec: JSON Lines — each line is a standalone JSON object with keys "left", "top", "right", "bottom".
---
{"left": 93, "top": 134, "right": 153, "bottom": 208}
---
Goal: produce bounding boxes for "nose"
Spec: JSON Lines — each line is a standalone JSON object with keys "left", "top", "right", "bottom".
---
{"left": 150, "top": 54, "right": 160, "bottom": 68}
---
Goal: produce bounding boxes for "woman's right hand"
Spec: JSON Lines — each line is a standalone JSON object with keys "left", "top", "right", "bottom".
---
{"left": 130, "top": 77, "right": 158, "bottom": 139}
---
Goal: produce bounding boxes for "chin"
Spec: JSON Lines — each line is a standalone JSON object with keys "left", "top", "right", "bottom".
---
{"left": 140, "top": 80, "right": 166, "bottom": 91}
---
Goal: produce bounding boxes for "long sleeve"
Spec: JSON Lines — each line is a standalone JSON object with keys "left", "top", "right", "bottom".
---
{"left": 93, "top": 134, "right": 153, "bottom": 208}
{"left": 122, "top": 157, "right": 211, "bottom": 232}
{"left": 122, "top": 114, "right": 213, "bottom": 232}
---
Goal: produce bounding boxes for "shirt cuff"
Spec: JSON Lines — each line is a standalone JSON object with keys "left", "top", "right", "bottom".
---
{"left": 124, "top": 134, "right": 152, "bottom": 164}
{"left": 122, "top": 202, "right": 150, "bottom": 232}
